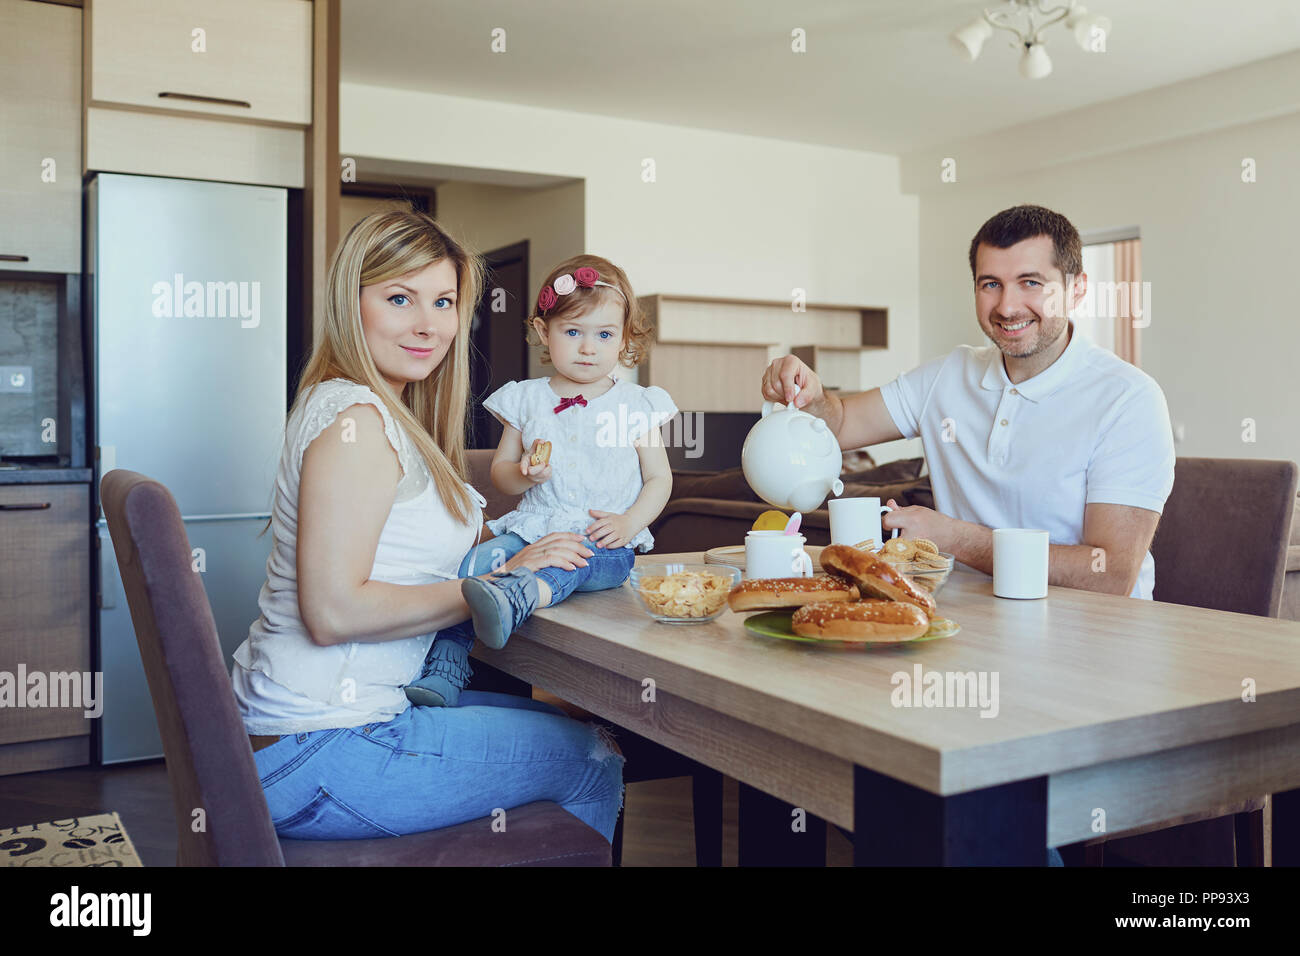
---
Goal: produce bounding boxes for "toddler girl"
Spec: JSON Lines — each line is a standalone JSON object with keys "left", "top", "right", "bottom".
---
{"left": 405, "top": 255, "right": 676, "bottom": 706}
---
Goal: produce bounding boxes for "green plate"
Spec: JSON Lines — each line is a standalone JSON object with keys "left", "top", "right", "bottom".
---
{"left": 742, "top": 610, "right": 959, "bottom": 647}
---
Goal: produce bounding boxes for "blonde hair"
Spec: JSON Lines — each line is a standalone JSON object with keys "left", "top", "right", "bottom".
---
{"left": 526, "top": 254, "right": 653, "bottom": 368}
{"left": 285, "top": 208, "right": 484, "bottom": 525}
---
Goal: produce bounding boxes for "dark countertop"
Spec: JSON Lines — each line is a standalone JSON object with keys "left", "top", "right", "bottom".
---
{"left": 0, "top": 466, "right": 93, "bottom": 485}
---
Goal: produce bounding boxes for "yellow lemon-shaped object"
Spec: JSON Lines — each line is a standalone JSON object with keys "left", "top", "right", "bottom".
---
{"left": 751, "top": 509, "right": 789, "bottom": 532}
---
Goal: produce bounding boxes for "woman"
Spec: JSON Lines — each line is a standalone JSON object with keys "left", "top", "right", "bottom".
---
{"left": 230, "top": 209, "right": 624, "bottom": 842}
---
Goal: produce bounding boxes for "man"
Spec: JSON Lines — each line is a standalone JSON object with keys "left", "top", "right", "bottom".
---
{"left": 763, "top": 204, "right": 1175, "bottom": 598}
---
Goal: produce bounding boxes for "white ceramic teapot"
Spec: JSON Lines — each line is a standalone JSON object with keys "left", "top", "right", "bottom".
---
{"left": 741, "top": 386, "right": 844, "bottom": 513}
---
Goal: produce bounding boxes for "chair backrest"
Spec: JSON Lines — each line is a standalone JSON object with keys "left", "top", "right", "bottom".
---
{"left": 1151, "top": 457, "right": 1298, "bottom": 616}
{"left": 99, "top": 469, "right": 284, "bottom": 866}
{"left": 467, "top": 448, "right": 522, "bottom": 519}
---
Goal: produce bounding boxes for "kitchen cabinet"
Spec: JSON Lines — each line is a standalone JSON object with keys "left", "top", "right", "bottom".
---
{"left": 0, "top": 482, "right": 92, "bottom": 776}
{"left": 87, "top": 0, "right": 312, "bottom": 126}
{"left": 0, "top": 0, "right": 83, "bottom": 274}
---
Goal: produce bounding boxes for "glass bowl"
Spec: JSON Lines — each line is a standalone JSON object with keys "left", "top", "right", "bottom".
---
{"left": 628, "top": 563, "right": 742, "bottom": 624}
{"left": 881, "top": 551, "right": 955, "bottom": 594}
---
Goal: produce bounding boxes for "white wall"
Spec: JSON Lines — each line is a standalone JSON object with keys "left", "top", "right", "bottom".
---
{"left": 901, "top": 59, "right": 1300, "bottom": 467}
{"left": 434, "top": 180, "right": 584, "bottom": 380}
{"left": 341, "top": 82, "right": 923, "bottom": 461}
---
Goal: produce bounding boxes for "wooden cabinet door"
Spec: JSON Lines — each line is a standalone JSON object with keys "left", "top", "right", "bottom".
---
{"left": 88, "top": 0, "right": 311, "bottom": 126}
{"left": 0, "top": 0, "right": 82, "bottom": 274}
{"left": 0, "top": 484, "right": 91, "bottom": 749}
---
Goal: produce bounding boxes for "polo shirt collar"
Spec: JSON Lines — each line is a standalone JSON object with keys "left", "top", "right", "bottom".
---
{"left": 979, "top": 320, "right": 1086, "bottom": 403}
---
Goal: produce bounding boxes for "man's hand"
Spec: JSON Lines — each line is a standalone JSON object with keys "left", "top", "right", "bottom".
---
{"left": 585, "top": 509, "right": 637, "bottom": 549}
{"left": 761, "top": 356, "right": 903, "bottom": 451}
{"left": 761, "top": 355, "right": 832, "bottom": 418}
{"left": 881, "top": 499, "right": 955, "bottom": 549}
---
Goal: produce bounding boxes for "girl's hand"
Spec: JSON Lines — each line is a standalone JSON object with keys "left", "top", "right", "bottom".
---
{"left": 497, "top": 532, "right": 592, "bottom": 574}
{"left": 585, "top": 510, "right": 637, "bottom": 550}
{"left": 518, "top": 456, "right": 552, "bottom": 485}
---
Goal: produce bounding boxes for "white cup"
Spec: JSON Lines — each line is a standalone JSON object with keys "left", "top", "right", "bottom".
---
{"left": 828, "top": 497, "right": 898, "bottom": 549}
{"left": 993, "top": 528, "right": 1050, "bottom": 599}
{"left": 745, "top": 530, "right": 814, "bottom": 579}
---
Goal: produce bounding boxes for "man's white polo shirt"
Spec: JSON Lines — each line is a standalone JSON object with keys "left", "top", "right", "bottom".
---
{"left": 878, "top": 322, "right": 1175, "bottom": 599}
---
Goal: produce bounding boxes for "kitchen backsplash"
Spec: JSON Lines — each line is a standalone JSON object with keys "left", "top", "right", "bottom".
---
{"left": 0, "top": 278, "right": 60, "bottom": 458}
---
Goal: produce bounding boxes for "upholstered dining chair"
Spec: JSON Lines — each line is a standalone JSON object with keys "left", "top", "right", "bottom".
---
{"left": 99, "top": 468, "right": 611, "bottom": 866}
{"left": 1082, "top": 457, "right": 1299, "bottom": 866}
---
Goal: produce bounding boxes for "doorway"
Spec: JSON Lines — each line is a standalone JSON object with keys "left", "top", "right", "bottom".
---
{"left": 469, "top": 240, "right": 530, "bottom": 448}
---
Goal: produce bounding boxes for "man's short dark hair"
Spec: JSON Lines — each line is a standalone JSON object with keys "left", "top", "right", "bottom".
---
{"left": 968, "top": 204, "right": 1082, "bottom": 281}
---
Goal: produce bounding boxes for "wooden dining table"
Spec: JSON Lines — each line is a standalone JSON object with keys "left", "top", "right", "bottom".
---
{"left": 472, "top": 553, "right": 1300, "bottom": 865}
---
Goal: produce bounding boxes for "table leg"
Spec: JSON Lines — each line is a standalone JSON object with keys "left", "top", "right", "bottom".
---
{"left": 1274, "top": 786, "right": 1299, "bottom": 867}
{"left": 854, "top": 765, "right": 1047, "bottom": 865}
{"left": 691, "top": 765, "right": 723, "bottom": 867}
{"left": 737, "top": 783, "right": 827, "bottom": 866}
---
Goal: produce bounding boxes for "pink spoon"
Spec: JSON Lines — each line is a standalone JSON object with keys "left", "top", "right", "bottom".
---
{"left": 783, "top": 512, "right": 802, "bottom": 535}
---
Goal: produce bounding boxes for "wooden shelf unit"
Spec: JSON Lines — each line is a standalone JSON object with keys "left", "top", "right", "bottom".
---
{"left": 639, "top": 294, "right": 888, "bottom": 411}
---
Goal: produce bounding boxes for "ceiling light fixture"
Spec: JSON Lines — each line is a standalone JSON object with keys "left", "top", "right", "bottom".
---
{"left": 950, "top": 1, "right": 1112, "bottom": 79}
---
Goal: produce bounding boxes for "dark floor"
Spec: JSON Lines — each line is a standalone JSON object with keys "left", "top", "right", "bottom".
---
{"left": 0, "top": 760, "right": 1237, "bottom": 866}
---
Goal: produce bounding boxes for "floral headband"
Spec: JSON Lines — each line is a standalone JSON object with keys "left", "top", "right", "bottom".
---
{"left": 536, "top": 266, "right": 627, "bottom": 314}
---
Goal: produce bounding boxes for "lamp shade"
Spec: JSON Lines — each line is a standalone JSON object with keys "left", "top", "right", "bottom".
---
{"left": 1019, "top": 43, "right": 1052, "bottom": 79}
{"left": 950, "top": 19, "right": 992, "bottom": 61}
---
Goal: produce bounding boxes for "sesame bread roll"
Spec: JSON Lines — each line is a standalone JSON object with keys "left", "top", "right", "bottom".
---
{"left": 727, "top": 575, "right": 859, "bottom": 612}
{"left": 791, "top": 600, "right": 931, "bottom": 642}
{"left": 819, "top": 544, "right": 937, "bottom": 618}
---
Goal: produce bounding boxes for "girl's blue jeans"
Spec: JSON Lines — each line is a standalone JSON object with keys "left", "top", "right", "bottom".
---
{"left": 253, "top": 690, "right": 625, "bottom": 842}
{"left": 431, "top": 532, "right": 635, "bottom": 658}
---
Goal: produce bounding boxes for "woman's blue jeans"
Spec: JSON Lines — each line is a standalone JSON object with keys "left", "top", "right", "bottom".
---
{"left": 252, "top": 690, "right": 625, "bottom": 842}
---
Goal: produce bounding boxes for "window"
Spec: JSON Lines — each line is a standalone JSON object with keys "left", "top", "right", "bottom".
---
{"left": 1078, "top": 234, "right": 1143, "bottom": 367}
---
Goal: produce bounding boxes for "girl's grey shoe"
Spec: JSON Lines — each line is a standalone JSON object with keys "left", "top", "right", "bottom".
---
{"left": 462, "top": 568, "right": 539, "bottom": 650}
{"left": 404, "top": 637, "right": 473, "bottom": 707}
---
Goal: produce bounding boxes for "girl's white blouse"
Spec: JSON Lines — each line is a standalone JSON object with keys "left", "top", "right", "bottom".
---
{"left": 230, "top": 378, "right": 485, "bottom": 734}
{"left": 483, "top": 376, "right": 678, "bottom": 552}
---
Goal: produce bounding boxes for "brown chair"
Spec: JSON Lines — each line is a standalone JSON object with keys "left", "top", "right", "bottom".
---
{"left": 1082, "top": 457, "right": 1298, "bottom": 866}
{"left": 99, "top": 468, "right": 610, "bottom": 866}
{"left": 466, "top": 449, "right": 724, "bottom": 866}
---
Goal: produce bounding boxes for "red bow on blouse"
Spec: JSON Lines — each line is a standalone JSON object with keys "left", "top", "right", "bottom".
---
{"left": 553, "top": 395, "right": 587, "bottom": 414}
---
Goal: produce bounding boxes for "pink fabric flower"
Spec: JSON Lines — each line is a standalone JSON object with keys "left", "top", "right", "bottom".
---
{"left": 553, "top": 273, "right": 577, "bottom": 295}
{"left": 537, "top": 286, "right": 558, "bottom": 312}
{"left": 574, "top": 267, "right": 599, "bottom": 288}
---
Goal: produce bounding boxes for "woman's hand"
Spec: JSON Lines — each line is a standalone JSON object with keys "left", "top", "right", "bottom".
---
{"left": 761, "top": 354, "right": 824, "bottom": 412}
{"left": 496, "top": 532, "right": 593, "bottom": 574}
{"left": 585, "top": 510, "right": 636, "bottom": 549}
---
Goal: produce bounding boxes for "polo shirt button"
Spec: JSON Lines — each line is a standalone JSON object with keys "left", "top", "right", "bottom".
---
{"left": 569, "top": 435, "right": 576, "bottom": 441}
{"left": 1000, "top": 419, "right": 1009, "bottom": 426}
{"left": 1010, "top": 388, "right": 1018, "bottom": 395}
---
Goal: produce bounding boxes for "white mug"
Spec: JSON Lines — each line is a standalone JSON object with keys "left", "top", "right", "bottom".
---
{"left": 828, "top": 497, "right": 898, "bottom": 549}
{"left": 993, "top": 528, "right": 1050, "bottom": 599}
{"left": 745, "top": 530, "right": 814, "bottom": 579}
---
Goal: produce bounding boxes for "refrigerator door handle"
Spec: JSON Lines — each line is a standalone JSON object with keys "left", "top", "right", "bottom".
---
{"left": 100, "top": 532, "right": 119, "bottom": 610}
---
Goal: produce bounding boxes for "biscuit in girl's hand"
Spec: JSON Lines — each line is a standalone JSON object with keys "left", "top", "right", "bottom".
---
{"left": 528, "top": 440, "right": 552, "bottom": 467}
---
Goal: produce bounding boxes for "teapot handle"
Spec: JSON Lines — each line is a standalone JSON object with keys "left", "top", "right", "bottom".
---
{"left": 761, "top": 381, "right": 801, "bottom": 419}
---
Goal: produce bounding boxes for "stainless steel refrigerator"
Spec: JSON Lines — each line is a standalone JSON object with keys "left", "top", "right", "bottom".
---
{"left": 87, "top": 173, "right": 286, "bottom": 764}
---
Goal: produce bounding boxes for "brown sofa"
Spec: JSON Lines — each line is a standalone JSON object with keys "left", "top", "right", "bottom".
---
{"left": 1285, "top": 495, "right": 1300, "bottom": 622}
{"left": 649, "top": 458, "right": 934, "bottom": 553}
{"left": 466, "top": 449, "right": 935, "bottom": 552}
